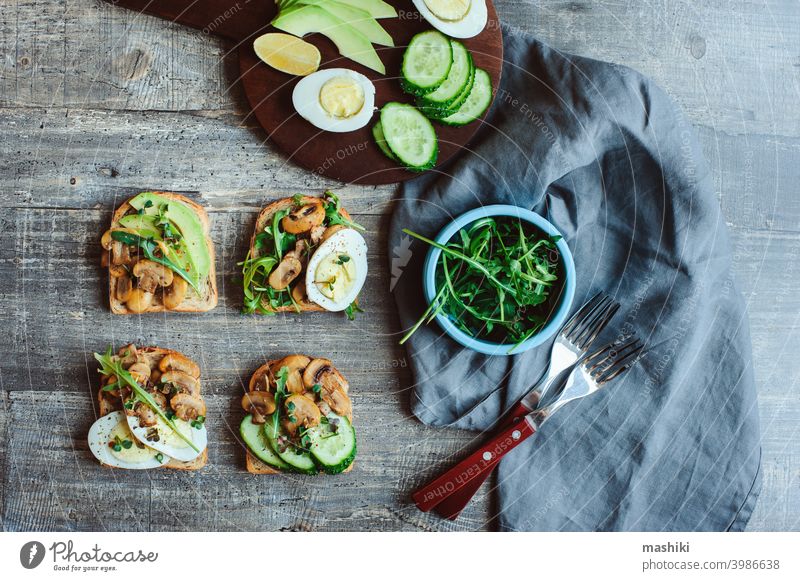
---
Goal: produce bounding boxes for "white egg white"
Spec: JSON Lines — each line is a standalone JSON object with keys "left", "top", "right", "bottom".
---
{"left": 125, "top": 412, "right": 207, "bottom": 462}
{"left": 412, "top": 0, "right": 488, "bottom": 39}
{"left": 305, "top": 228, "right": 368, "bottom": 312}
{"left": 292, "top": 68, "right": 376, "bottom": 133}
{"left": 88, "top": 411, "right": 171, "bottom": 470}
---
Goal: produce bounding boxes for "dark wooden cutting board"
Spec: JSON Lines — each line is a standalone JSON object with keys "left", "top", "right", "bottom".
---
{"left": 103, "top": 0, "right": 504, "bottom": 185}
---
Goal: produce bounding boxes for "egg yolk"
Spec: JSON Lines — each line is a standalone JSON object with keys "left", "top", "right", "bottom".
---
{"left": 315, "top": 252, "right": 356, "bottom": 300}
{"left": 109, "top": 421, "right": 153, "bottom": 464}
{"left": 319, "top": 77, "right": 365, "bottom": 119}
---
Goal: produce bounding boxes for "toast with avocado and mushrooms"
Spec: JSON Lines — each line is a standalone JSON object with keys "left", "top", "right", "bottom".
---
{"left": 90, "top": 344, "right": 208, "bottom": 471}
{"left": 101, "top": 192, "right": 218, "bottom": 314}
{"left": 240, "top": 355, "right": 356, "bottom": 475}
{"left": 241, "top": 191, "right": 367, "bottom": 318}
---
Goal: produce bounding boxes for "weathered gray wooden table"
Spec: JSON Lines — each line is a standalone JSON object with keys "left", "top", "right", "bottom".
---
{"left": 1, "top": 0, "right": 797, "bottom": 531}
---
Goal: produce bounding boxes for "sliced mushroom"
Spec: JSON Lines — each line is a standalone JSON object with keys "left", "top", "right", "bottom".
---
{"left": 101, "top": 230, "right": 115, "bottom": 250}
{"left": 116, "top": 273, "right": 133, "bottom": 302}
{"left": 272, "top": 355, "right": 310, "bottom": 394}
{"left": 322, "top": 387, "right": 352, "bottom": 420}
{"left": 159, "top": 353, "right": 200, "bottom": 378}
{"left": 284, "top": 394, "right": 321, "bottom": 432}
{"left": 117, "top": 344, "right": 139, "bottom": 366}
{"left": 133, "top": 259, "right": 174, "bottom": 293}
{"left": 128, "top": 362, "right": 152, "bottom": 385}
{"left": 161, "top": 371, "right": 201, "bottom": 396}
{"left": 291, "top": 282, "right": 309, "bottom": 306}
{"left": 310, "top": 224, "right": 326, "bottom": 244}
{"left": 249, "top": 366, "right": 273, "bottom": 392}
{"left": 241, "top": 391, "right": 276, "bottom": 424}
{"left": 289, "top": 239, "right": 309, "bottom": 265}
{"left": 302, "top": 358, "right": 349, "bottom": 394}
{"left": 281, "top": 201, "right": 325, "bottom": 234}
{"left": 111, "top": 241, "right": 130, "bottom": 266}
{"left": 126, "top": 288, "right": 153, "bottom": 313}
{"left": 150, "top": 368, "right": 162, "bottom": 384}
{"left": 132, "top": 392, "right": 166, "bottom": 428}
{"left": 320, "top": 224, "right": 346, "bottom": 244}
{"left": 163, "top": 276, "right": 188, "bottom": 310}
{"left": 268, "top": 254, "right": 302, "bottom": 290}
{"left": 171, "top": 393, "right": 206, "bottom": 422}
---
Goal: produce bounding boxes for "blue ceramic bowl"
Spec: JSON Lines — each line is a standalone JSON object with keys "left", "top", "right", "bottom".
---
{"left": 422, "top": 205, "right": 576, "bottom": 356}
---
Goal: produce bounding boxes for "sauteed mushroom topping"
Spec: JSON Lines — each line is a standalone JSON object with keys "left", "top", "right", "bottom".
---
{"left": 133, "top": 259, "right": 174, "bottom": 293}
{"left": 159, "top": 352, "right": 201, "bottom": 378}
{"left": 303, "top": 358, "right": 349, "bottom": 394}
{"left": 163, "top": 276, "right": 188, "bottom": 310}
{"left": 241, "top": 391, "right": 276, "bottom": 424}
{"left": 281, "top": 201, "right": 325, "bottom": 234}
{"left": 283, "top": 394, "right": 321, "bottom": 434}
{"left": 116, "top": 273, "right": 133, "bottom": 302}
{"left": 170, "top": 393, "right": 206, "bottom": 421}
{"left": 272, "top": 355, "right": 310, "bottom": 394}
{"left": 268, "top": 254, "right": 302, "bottom": 290}
{"left": 322, "top": 387, "right": 352, "bottom": 419}
{"left": 125, "top": 288, "right": 153, "bottom": 313}
{"left": 161, "top": 371, "right": 200, "bottom": 396}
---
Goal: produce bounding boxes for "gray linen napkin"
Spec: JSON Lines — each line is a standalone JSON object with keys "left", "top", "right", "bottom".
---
{"left": 388, "top": 28, "right": 761, "bottom": 531}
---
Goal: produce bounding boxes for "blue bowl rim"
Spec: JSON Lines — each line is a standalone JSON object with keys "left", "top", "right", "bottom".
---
{"left": 422, "top": 204, "right": 576, "bottom": 356}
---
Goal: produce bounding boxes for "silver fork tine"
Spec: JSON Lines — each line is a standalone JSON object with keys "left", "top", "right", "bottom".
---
{"left": 572, "top": 300, "right": 620, "bottom": 349}
{"left": 563, "top": 295, "right": 612, "bottom": 342}
{"left": 560, "top": 292, "right": 605, "bottom": 338}
{"left": 586, "top": 337, "right": 643, "bottom": 385}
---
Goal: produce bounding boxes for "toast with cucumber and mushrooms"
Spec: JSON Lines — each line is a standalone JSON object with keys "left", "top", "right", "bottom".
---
{"left": 240, "top": 355, "right": 355, "bottom": 475}
{"left": 90, "top": 344, "right": 208, "bottom": 471}
{"left": 241, "top": 191, "right": 367, "bottom": 318}
{"left": 101, "top": 192, "right": 218, "bottom": 314}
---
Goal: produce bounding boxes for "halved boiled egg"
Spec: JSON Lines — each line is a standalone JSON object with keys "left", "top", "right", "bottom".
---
{"left": 88, "top": 411, "right": 171, "bottom": 470}
{"left": 412, "top": 0, "right": 488, "bottom": 39}
{"left": 125, "top": 409, "right": 207, "bottom": 463}
{"left": 292, "top": 68, "right": 376, "bottom": 133}
{"left": 305, "top": 228, "right": 368, "bottom": 311}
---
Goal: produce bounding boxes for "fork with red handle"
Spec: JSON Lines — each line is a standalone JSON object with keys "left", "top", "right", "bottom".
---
{"left": 413, "top": 334, "right": 643, "bottom": 517}
{"left": 415, "top": 292, "right": 620, "bottom": 519}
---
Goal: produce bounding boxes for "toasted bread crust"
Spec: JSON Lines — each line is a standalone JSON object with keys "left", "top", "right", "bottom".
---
{"left": 106, "top": 192, "right": 218, "bottom": 315}
{"left": 96, "top": 346, "right": 207, "bottom": 471}
{"left": 248, "top": 195, "right": 353, "bottom": 314}
{"left": 243, "top": 357, "right": 354, "bottom": 475}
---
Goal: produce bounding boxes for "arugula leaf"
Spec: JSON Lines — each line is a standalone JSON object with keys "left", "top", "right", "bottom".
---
{"left": 344, "top": 301, "right": 364, "bottom": 321}
{"left": 269, "top": 365, "right": 290, "bottom": 439}
{"left": 322, "top": 191, "right": 365, "bottom": 232}
{"left": 400, "top": 217, "right": 563, "bottom": 347}
{"left": 94, "top": 347, "right": 200, "bottom": 453}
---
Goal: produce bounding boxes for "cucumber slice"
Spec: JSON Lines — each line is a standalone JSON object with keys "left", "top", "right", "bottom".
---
{"left": 418, "top": 59, "right": 475, "bottom": 120}
{"left": 307, "top": 413, "right": 356, "bottom": 474}
{"left": 439, "top": 68, "right": 493, "bottom": 126}
{"left": 372, "top": 121, "right": 398, "bottom": 161}
{"left": 400, "top": 30, "right": 452, "bottom": 96}
{"left": 418, "top": 40, "right": 472, "bottom": 110}
{"left": 263, "top": 416, "right": 317, "bottom": 474}
{"left": 240, "top": 415, "right": 291, "bottom": 471}
{"left": 380, "top": 102, "right": 438, "bottom": 171}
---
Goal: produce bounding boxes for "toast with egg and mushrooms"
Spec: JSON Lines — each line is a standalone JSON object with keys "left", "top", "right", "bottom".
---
{"left": 240, "top": 355, "right": 355, "bottom": 475}
{"left": 241, "top": 192, "right": 367, "bottom": 318}
{"left": 101, "top": 192, "right": 217, "bottom": 314}
{"left": 92, "top": 344, "right": 208, "bottom": 471}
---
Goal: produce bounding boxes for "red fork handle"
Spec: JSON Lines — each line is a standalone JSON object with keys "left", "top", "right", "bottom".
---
{"left": 413, "top": 417, "right": 537, "bottom": 513}
{"left": 433, "top": 401, "right": 533, "bottom": 519}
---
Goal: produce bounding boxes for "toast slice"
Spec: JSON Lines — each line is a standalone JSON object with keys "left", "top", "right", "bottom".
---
{"left": 244, "top": 192, "right": 360, "bottom": 314}
{"left": 243, "top": 356, "right": 354, "bottom": 474}
{"left": 103, "top": 192, "right": 218, "bottom": 314}
{"left": 96, "top": 345, "right": 207, "bottom": 471}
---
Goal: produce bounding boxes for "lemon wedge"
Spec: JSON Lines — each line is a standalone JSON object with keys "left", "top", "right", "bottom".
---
{"left": 253, "top": 33, "right": 321, "bottom": 76}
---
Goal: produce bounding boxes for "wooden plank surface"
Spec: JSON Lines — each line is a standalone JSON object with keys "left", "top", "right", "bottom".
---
{"left": 1, "top": 0, "right": 798, "bottom": 531}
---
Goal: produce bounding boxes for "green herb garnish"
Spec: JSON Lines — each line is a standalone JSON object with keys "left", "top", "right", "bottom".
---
{"left": 269, "top": 366, "right": 290, "bottom": 439}
{"left": 94, "top": 347, "right": 200, "bottom": 453}
{"left": 322, "top": 191, "right": 365, "bottom": 232}
{"left": 344, "top": 302, "right": 364, "bottom": 321}
{"left": 400, "top": 217, "right": 562, "bottom": 351}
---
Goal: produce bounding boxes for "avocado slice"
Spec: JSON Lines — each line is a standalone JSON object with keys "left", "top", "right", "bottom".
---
{"left": 323, "top": 0, "right": 396, "bottom": 19}
{"left": 127, "top": 192, "right": 211, "bottom": 288}
{"left": 305, "top": 0, "right": 393, "bottom": 47}
{"left": 271, "top": 4, "right": 385, "bottom": 74}
{"left": 118, "top": 214, "right": 162, "bottom": 240}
